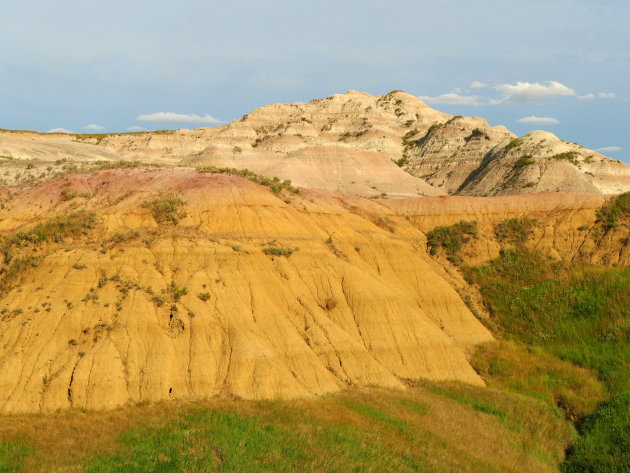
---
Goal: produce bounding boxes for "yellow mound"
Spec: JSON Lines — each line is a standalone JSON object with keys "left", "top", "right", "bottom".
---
{"left": 0, "top": 168, "right": 492, "bottom": 413}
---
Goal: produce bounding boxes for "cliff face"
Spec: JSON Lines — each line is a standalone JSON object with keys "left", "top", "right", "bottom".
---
{"left": 385, "top": 192, "right": 630, "bottom": 267}
{"left": 402, "top": 116, "right": 516, "bottom": 194}
{"left": 456, "top": 131, "right": 630, "bottom": 196}
{"left": 0, "top": 168, "right": 493, "bottom": 413}
{"left": 2, "top": 90, "right": 628, "bottom": 197}
{"left": 1, "top": 166, "right": 627, "bottom": 414}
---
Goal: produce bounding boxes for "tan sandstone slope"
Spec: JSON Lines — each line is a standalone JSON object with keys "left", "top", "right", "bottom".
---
{"left": 2, "top": 90, "right": 628, "bottom": 196}
{"left": 0, "top": 168, "right": 494, "bottom": 413}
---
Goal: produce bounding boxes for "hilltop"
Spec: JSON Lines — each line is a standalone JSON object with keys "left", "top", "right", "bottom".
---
{"left": 1, "top": 90, "right": 629, "bottom": 197}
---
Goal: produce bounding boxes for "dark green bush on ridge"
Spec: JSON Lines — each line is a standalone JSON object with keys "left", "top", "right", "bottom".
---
{"left": 197, "top": 166, "right": 300, "bottom": 195}
{"left": 494, "top": 217, "right": 538, "bottom": 245}
{"left": 263, "top": 246, "right": 294, "bottom": 257}
{"left": 427, "top": 220, "right": 477, "bottom": 264}
{"left": 142, "top": 196, "right": 186, "bottom": 225}
{"left": 596, "top": 191, "right": 630, "bottom": 231}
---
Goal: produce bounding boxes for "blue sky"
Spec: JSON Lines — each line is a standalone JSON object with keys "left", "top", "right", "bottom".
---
{"left": 1, "top": 0, "right": 628, "bottom": 162}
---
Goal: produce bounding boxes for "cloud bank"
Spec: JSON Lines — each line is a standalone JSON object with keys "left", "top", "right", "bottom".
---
{"left": 517, "top": 116, "right": 560, "bottom": 125}
{"left": 419, "top": 93, "right": 481, "bottom": 105}
{"left": 597, "top": 146, "right": 622, "bottom": 152}
{"left": 135, "top": 112, "right": 222, "bottom": 124}
{"left": 83, "top": 123, "right": 104, "bottom": 132}
{"left": 46, "top": 128, "right": 73, "bottom": 133}
{"left": 491, "top": 81, "right": 575, "bottom": 105}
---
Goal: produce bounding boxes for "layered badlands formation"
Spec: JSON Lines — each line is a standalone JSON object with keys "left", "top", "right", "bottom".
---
{"left": 2, "top": 90, "right": 629, "bottom": 196}
{"left": 0, "top": 91, "right": 628, "bottom": 414}
{"left": 1, "top": 168, "right": 495, "bottom": 413}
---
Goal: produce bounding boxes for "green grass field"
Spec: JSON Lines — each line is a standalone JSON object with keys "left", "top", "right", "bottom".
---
{"left": 0, "top": 383, "right": 572, "bottom": 473}
{"left": 465, "top": 248, "right": 629, "bottom": 472}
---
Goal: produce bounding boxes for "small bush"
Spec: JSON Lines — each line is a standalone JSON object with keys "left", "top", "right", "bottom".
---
{"left": 263, "top": 247, "right": 294, "bottom": 257}
{"left": 494, "top": 217, "right": 538, "bottom": 245}
{"left": 197, "top": 292, "right": 211, "bottom": 302}
{"left": 515, "top": 155, "right": 535, "bottom": 168}
{"left": 3, "top": 211, "right": 97, "bottom": 254}
{"left": 142, "top": 196, "right": 186, "bottom": 225}
{"left": 549, "top": 151, "right": 580, "bottom": 166}
{"left": 427, "top": 221, "right": 477, "bottom": 263}
{"left": 595, "top": 191, "right": 630, "bottom": 231}
{"left": 504, "top": 138, "right": 523, "bottom": 151}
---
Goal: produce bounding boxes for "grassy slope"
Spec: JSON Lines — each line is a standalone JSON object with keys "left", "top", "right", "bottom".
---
{"left": 0, "top": 384, "right": 571, "bottom": 473}
{"left": 1, "top": 193, "right": 627, "bottom": 473}
{"left": 465, "top": 248, "right": 629, "bottom": 472}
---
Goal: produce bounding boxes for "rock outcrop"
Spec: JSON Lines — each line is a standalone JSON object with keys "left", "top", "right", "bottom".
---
{"left": 2, "top": 90, "right": 627, "bottom": 196}
{"left": 0, "top": 168, "right": 493, "bottom": 413}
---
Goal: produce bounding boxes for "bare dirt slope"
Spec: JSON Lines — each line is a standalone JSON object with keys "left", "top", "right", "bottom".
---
{"left": 0, "top": 168, "right": 494, "bottom": 413}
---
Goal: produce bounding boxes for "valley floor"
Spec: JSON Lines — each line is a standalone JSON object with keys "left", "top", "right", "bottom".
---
{"left": 0, "top": 382, "right": 572, "bottom": 473}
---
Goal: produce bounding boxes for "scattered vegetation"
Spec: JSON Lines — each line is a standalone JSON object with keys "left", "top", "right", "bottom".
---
{"left": 89, "top": 160, "right": 163, "bottom": 171}
{"left": 426, "top": 220, "right": 477, "bottom": 264}
{"left": 515, "top": 155, "right": 535, "bottom": 168}
{"left": 504, "top": 138, "right": 523, "bottom": 151}
{"left": 472, "top": 341, "right": 605, "bottom": 421}
{"left": 494, "top": 217, "right": 538, "bottom": 245}
{"left": 465, "top": 248, "right": 630, "bottom": 470}
{"left": 466, "top": 249, "right": 629, "bottom": 392}
{"left": 373, "top": 216, "right": 395, "bottom": 233}
{"left": 263, "top": 246, "right": 295, "bottom": 257}
{"left": 549, "top": 151, "right": 580, "bottom": 166}
{"left": 142, "top": 196, "right": 187, "bottom": 225}
{"left": 197, "top": 167, "right": 300, "bottom": 195}
{"left": 2, "top": 212, "right": 97, "bottom": 258}
{"left": 595, "top": 191, "right": 630, "bottom": 231}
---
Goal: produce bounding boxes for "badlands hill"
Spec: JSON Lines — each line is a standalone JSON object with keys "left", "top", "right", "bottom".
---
{"left": 1, "top": 90, "right": 629, "bottom": 196}
{"left": 0, "top": 168, "right": 495, "bottom": 413}
{"left": 1, "top": 165, "right": 627, "bottom": 414}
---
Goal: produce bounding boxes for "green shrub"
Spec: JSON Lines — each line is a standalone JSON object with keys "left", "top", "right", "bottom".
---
{"left": 465, "top": 249, "right": 630, "bottom": 395}
{"left": 515, "top": 155, "right": 535, "bottom": 168}
{"left": 549, "top": 151, "right": 580, "bottom": 166}
{"left": 197, "top": 167, "right": 300, "bottom": 195}
{"left": 197, "top": 292, "right": 211, "bottom": 302}
{"left": 596, "top": 192, "right": 630, "bottom": 231}
{"left": 2, "top": 212, "right": 97, "bottom": 255}
{"left": 263, "top": 247, "right": 294, "bottom": 257}
{"left": 494, "top": 217, "right": 538, "bottom": 245}
{"left": 142, "top": 196, "right": 186, "bottom": 225}
{"left": 427, "top": 221, "right": 477, "bottom": 264}
{"left": 504, "top": 138, "right": 523, "bottom": 151}
{"left": 562, "top": 393, "right": 630, "bottom": 473}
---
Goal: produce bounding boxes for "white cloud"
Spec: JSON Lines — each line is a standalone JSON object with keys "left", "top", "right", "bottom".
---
{"left": 135, "top": 112, "right": 222, "bottom": 124}
{"left": 127, "top": 125, "right": 147, "bottom": 132}
{"left": 597, "top": 92, "right": 615, "bottom": 99}
{"left": 419, "top": 93, "right": 482, "bottom": 106}
{"left": 517, "top": 116, "right": 560, "bottom": 125}
{"left": 578, "top": 93, "right": 595, "bottom": 100}
{"left": 470, "top": 81, "right": 488, "bottom": 89}
{"left": 46, "top": 128, "right": 73, "bottom": 133}
{"left": 83, "top": 123, "right": 104, "bottom": 132}
{"left": 491, "top": 81, "right": 576, "bottom": 104}
{"left": 597, "top": 146, "right": 622, "bottom": 153}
